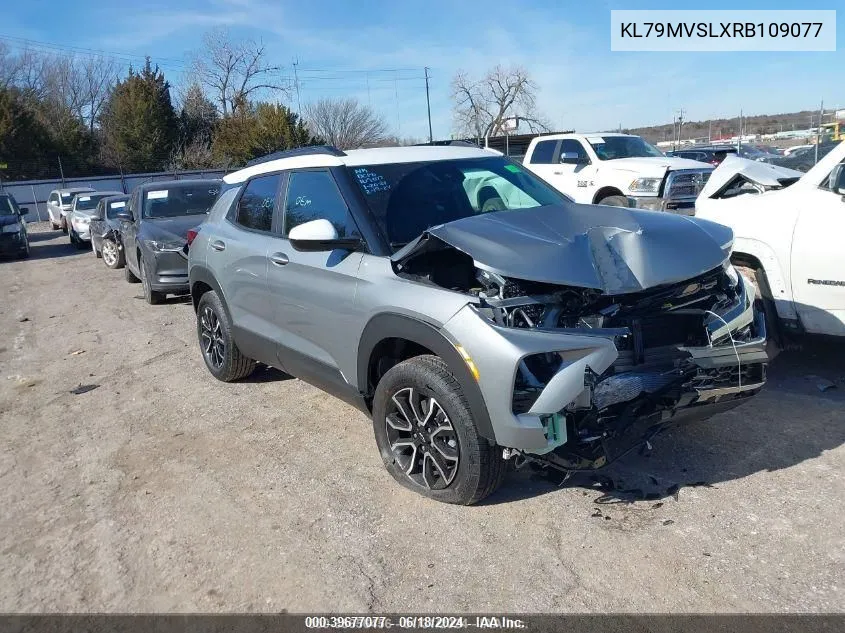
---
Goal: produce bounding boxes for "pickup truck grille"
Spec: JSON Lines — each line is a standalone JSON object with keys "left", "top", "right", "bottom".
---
{"left": 664, "top": 169, "right": 712, "bottom": 200}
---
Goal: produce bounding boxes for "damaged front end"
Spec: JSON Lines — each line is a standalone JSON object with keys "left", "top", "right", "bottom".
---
{"left": 431, "top": 252, "right": 767, "bottom": 471}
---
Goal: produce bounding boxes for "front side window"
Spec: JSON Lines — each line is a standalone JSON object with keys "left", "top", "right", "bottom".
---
{"left": 142, "top": 183, "right": 220, "bottom": 219}
{"left": 236, "top": 174, "right": 280, "bottom": 232}
{"left": 559, "top": 139, "right": 589, "bottom": 164}
{"left": 49, "top": 193, "right": 59, "bottom": 205}
{"left": 349, "top": 156, "right": 567, "bottom": 249}
{"left": 588, "top": 136, "right": 664, "bottom": 160}
{"left": 283, "top": 171, "right": 359, "bottom": 238}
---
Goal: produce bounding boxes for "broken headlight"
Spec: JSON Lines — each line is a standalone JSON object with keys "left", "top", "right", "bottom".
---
{"left": 722, "top": 261, "right": 740, "bottom": 288}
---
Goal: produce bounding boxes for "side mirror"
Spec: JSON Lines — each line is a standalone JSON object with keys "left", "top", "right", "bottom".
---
{"left": 288, "top": 218, "right": 360, "bottom": 252}
{"left": 18, "top": 207, "right": 28, "bottom": 216}
{"left": 829, "top": 163, "right": 845, "bottom": 196}
{"left": 116, "top": 211, "right": 132, "bottom": 221}
{"left": 560, "top": 152, "right": 589, "bottom": 165}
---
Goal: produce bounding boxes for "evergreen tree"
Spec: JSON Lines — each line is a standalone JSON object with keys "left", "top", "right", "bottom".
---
{"left": 0, "top": 87, "right": 54, "bottom": 179}
{"left": 100, "top": 58, "right": 178, "bottom": 172}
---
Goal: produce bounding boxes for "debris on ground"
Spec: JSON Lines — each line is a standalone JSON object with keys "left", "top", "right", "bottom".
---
{"left": 70, "top": 384, "right": 100, "bottom": 395}
{"left": 662, "top": 519, "right": 675, "bottom": 526}
{"left": 70, "top": 350, "right": 85, "bottom": 356}
{"left": 17, "top": 317, "right": 29, "bottom": 322}
{"left": 806, "top": 374, "right": 837, "bottom": 392}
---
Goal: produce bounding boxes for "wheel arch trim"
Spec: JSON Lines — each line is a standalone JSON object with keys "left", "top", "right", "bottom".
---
{"left": 357, "top": 313, "right": 496, "bottom": 441}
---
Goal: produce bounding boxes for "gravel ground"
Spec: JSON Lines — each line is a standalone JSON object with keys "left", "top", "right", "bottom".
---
{"left": 1, "top": 230, "right": 843, "bottom": 613}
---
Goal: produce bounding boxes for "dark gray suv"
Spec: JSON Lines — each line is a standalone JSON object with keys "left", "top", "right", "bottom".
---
{"left": 120, "top": 180, "right": 220, "bottom": 303}
{"left": 188, "top": 145, "right": 768, "bottom": 505}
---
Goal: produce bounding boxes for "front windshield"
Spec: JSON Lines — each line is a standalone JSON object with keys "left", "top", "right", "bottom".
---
{"left": 349, "top": 156, "right": 567, "bottom": 249}
{"left": 142, "top": 183, "right": 220, "bottom": 219}
{"left": 588, "top": 136, "right": 664, "bottom": 160}
{"left": 0, "top": 196, "right": 19, "bottom": 216}
{"left": 106, "top": 199, "right": 128, "bottom": 219}
{"left": 74, "top": 194, "right": 111, "bottom": 211}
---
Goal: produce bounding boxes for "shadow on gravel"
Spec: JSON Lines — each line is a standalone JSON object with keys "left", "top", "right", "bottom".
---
{"left": 482, "top": 335, "right": 845, "bottom": 506}
{"left": 15, "top": 241, "right": 80, "bottom": 261}
{"left": 239, "top": 365, "right": 296, "bottom": 383}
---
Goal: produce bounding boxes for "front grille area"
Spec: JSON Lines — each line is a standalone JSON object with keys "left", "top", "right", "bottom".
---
{"left": 664, "top": 169, "right": 712, "bottom": 200}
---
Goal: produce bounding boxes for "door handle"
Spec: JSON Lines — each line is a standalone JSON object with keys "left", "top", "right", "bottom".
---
{"left": 210, "top": 240, "right": 226, "bottom": 252}
{"left": 553, "top": 171, "right": 563, "bottom": 175}
{"left": 269, "top": 252, "right": 289, "bottom": 266}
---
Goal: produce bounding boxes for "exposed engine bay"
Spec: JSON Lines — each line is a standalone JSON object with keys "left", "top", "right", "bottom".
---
{"left": 396, "top": 236, "right": 768, "bottom": 472}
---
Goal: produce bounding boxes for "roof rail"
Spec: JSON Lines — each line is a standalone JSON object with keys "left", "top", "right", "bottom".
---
{"left": 413, "top": 140, "right": 480, "bottom": 148}
{"left": 245, "top": 145, "right": 346, "bottom": 167}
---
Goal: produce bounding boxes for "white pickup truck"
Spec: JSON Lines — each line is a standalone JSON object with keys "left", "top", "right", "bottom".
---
{"left": 522, "top": 132, "right": 713, "bottom": 213}
{"left": 696, "top": 141, "right": 845, "bottom": 339}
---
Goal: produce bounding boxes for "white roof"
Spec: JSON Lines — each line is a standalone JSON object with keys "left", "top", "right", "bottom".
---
{"left": 224, "top": 145, "right": 498, "bottom": 184}
{"left": 532, "top": 132, "right": 633, "bottom": 141}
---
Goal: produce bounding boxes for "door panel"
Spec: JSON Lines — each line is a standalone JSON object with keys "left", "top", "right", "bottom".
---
{"left": 790, "top": 178, "right": 845, "bottom": 335}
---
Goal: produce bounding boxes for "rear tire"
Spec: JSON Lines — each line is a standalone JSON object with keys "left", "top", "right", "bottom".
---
{"left": 372, "top": 354, "right": 505, "bottom": 505}
{"left": 196, "top": 290, "right": 256, "bottom": 382}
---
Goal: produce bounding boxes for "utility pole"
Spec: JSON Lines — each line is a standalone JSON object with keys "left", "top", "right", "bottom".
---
{"left": 292, "top": 58, "right": 302, "bottom": 118}
{"left": 737, "top": 109, "right": 743, "bottom": 152}
{"left": 815, "top": 100, "right": 824, "bottom": 165}
{"left": 424, "top": 67, "right": 433, "bottom": 143}
{"left": 57, "top": 156, "right": 65, "bottom": 187}
{"left": 708, "top": 120, "right": 712, "bottom": 143}
{"left": 675, "top": 108, "right": 685, "bottom": 148}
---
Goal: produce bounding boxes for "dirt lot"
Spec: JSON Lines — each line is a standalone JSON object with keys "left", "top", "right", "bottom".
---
{"left": 1, "top": 227, "right": 843, "bottom": 613}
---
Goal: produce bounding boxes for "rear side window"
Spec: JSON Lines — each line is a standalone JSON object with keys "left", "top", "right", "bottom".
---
{"left": 283, "top": 171, "right": 360, "bottom": 238}
{"left": 529, "top": 140, "right": 558, "bottom": 164}
{"left": 236, "top": 174, "right": 280, "bottom": 232}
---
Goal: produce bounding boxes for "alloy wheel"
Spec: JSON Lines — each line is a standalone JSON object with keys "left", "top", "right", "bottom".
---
{"left": 102, "top": 241, "right": 118, "bottom": 267}
{"left": 385, "top": 387, "right": 460, "bottom": 489}
{"left": 200, "top": 306, "right": 225, "bottom": 369}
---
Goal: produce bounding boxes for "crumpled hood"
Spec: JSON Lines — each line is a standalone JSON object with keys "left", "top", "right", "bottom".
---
{"left": 395, "top": 204, "right": 733, "bottom": 294}
{"left": 699, "top": 155, "right": 803, "bottom": 199}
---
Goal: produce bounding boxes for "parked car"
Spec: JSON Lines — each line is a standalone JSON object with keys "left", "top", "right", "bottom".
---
{"left": 188, "top": 145, "right": 768, "bottom": 505}
{"left": 0, "top": 193, "right": 30, "bottom": 259}
{"left": 667, "top": 146, "right": 737, "bottom": 166}
{"left": 767, "top": 141, "right": 839, "bottom": 173}
{"left": 521, "top": 133, "right": 713, "bottom": 214}
{"left": 120, "top": 179, "right": 221, "bottom": 304}
{"left": 67, "top": 191, "right": 124, "bottom": 249}
{"left": 46, "top": 187, "right": 95, "bottom": 233}
{"left": 696, "top": 141, "right": 845, "bottom": 339}
{"left": 89, "top": 194, "right": 130, "bottom": 269}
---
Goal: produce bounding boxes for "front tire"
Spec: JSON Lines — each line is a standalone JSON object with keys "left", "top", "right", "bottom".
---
{"left": 139, "top": 256, "right": 165, "bottom": 305}
{"left": 124, "top": 264, "right": 140, "bottom": 283}
{"left": 102, "top": 239, "right": 124, "bottom": 269}
{"left": 196, "top": 291, "right": 256, "bottom": 382}
{"left": 372, "top": 355, "right": 505, "bottom": 505}
{"left": 597, "top": 194, "right": 629, "bottom": 207}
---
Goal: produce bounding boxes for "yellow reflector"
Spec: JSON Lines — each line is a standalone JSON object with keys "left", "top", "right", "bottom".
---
{"left": 455, "top": 345, "right": 480, "bottom": 381}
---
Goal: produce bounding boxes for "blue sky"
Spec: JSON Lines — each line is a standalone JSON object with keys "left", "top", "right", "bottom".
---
{"left": 1, "top": 0, "right": 842, "bottom": 139}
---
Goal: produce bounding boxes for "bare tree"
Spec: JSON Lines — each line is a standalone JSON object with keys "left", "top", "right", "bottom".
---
{"left": 304, "top": 97, "right": 389, "bottom": 149}
{"left": 451, "top": 65, "right": 550, "bottom": 139}
{"left": 193, "top": 28, "right": 287, "bottom": 116}
{"left": 79, "top": 56, "right": 118, "bottom": 132}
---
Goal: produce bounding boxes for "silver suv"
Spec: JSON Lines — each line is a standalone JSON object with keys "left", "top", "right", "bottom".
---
{"left": 188, "top": 145, "right": 768, "bottom": 505}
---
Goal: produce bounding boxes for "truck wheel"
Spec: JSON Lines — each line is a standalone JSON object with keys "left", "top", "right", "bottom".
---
{"left": 372, "top": 355, "right": 506, "bottom": 505}
{"left": 737, "top": 265, "right": 781, "bottom": 360}
{"left": 597, "top": 195, "right": 628, "bottom": 207}
{"left": 196, "top": 290, "right": 256, "bottom": 382}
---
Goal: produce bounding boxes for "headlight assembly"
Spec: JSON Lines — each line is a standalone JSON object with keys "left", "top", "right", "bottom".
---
{"left": 628, "top": 177, "right": 662, "bottom": 193}
{"left": 144, "top": 238, "right": 184, "bottom": 253}
{"left": 723, "top": 261, "right": 740, "bottom": 288}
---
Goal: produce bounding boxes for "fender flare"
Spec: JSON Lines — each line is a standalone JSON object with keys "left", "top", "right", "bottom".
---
{"left": 357, "top": 313, "right": 496, "bottom": 442}
{"left": 731, "top": 237, "right": 797, "bottom": 321}
{"left": 188, "top": 265, "right": 229, "bottom": 318}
